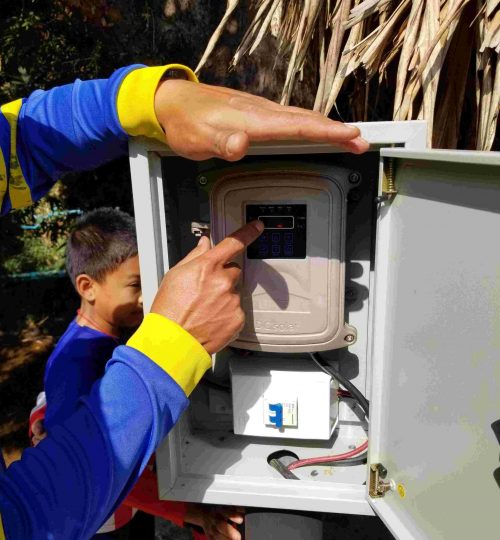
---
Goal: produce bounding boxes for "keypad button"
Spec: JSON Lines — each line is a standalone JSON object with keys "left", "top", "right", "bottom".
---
{"left": 271, "top": 232, "right": 281, "bottom": 243}
{"left": 284, "top": 232, "right": 294, "bottom": 244}
{"left": 271, "top": 245, "right": 281, "bottom": 256}
{"left": 259, "top": 245, "right": 269, "bottom": 257}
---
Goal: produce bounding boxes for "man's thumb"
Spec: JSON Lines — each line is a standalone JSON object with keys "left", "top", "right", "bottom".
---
{"left": 215, "top": 130, "right": 249, "bottom": 162}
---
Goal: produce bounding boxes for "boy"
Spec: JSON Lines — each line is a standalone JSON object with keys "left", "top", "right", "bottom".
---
{"left": 37, "top": 207, "right": 243, "bottom": 540}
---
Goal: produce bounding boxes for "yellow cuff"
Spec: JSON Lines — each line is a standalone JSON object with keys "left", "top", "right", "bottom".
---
{"left": 127, "top": 312, "right": 211, "bottom": 396}
{"left": 1, "top": 99, "right": 32, "bottom": 210}
{"left": 117, "top": 64, "right": 198, "bottom": 142}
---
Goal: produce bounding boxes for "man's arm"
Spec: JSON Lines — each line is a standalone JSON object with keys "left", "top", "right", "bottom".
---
{"left": 0, "top": 64, "right": 368, "bottom": 216}
{"left": 0, "top": 333, "right": 198, "bottom": 539}
{"left": 0, "top": 64, "right": 197, "bottom": 215}
{"left": 0, "top": 224, "right": 263, "bottom": 540}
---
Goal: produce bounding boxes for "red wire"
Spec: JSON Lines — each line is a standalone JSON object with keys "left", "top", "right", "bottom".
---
{"left": 287, "top": 440, "right": 368, "bottom": 470}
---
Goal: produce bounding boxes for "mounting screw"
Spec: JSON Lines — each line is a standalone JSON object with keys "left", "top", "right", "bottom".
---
{"left": 311, "top": 470, "right": 319, "bottom": 477}
{"left": 348, "top": 189, "right": 361, "bottom": 202}
{"left": 345, "top": 286, "right": 357, "bottom": 301}
{"left": 349, "top": 171, "right": 362, "bottom": 185}
{"left": 198, "top": 175, "right": 208, "bottom": 186}
{"left": 344, "top": 334, "right": 355, "bottom": 343}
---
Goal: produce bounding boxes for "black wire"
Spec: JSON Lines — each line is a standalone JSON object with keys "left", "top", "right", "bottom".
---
{"left": 200, "top": 378, "right": 231, "bottom": 393}
{"left": 266, "top": 357, "right": 370, "bottom": 479}
{"left": 267, "top": 450, "right": 301, "bottom": 480}
{"left": 310, "top": 352, "right": 369, "bottom": 419}
{"left": 268, "top": 458, "right": 300, "bottom": 480}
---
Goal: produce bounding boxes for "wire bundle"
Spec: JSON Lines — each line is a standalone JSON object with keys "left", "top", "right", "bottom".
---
{"left": 270, "top": 352, "right": 369, "bottom": 477}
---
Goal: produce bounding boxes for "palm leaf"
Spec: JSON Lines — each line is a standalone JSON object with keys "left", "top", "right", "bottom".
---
{"left": 195, "top": 0, "right": 500, "bottom": 150}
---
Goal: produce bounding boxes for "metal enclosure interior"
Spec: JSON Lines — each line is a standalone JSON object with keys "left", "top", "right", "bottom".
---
{"left": 129, "top": 122, "right": 500, "bottom": 538}
{"left": 129, "top": 121, "right": 426, "bottom": 517}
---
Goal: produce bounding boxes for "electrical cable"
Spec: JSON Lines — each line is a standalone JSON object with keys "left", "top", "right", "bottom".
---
{"left": 287, "top": 441, "right": 368, "bottom": 471}
{"left": 267, "top": 450, "right": 301, "bottom": 480}
{"left": 280, "top": 351, "right": 371, "bottom": 473}
{"left": 312, "top": 454, "right": 368, "bottom": 468}
{"left": 309, "top": 352, "right": 369, "bottom": 419}
{"left": 266, "top": 352, "right": 371, "bottom": 477}
{"left": 269, "top": 458, "right": 300, "bottom": 480}
{"left": 200, "top": 378, "right": 231, "bottom": 393}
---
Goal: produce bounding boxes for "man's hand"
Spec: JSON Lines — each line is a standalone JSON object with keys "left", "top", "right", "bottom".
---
{"left": 154, "top": 80, "right": 369, "bottom": 161}
{"left": 151, "top": 221, "right": 263, "bottom": 354}
{"left": 185, "top": 503, "right": 244, "bottom": 540}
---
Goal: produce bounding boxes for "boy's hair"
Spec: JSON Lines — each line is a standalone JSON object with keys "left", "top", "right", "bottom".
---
{"left": 66, "top": 208, "right": 138, "bottom": 286}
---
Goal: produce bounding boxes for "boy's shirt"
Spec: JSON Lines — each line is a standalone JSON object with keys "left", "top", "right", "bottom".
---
{"left": 43, "top": 321, "right": 133, "bottom": 534}
{"left": 44, "top": 320, "right": 118, "bottom": 430}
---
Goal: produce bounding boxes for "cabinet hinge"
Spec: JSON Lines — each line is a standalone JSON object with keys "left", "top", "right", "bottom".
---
{"left": 382, "top": 157, "right": 397, "bottom": 198}
{"left": 369, "top": 463, "right": 393, "bottom": 498}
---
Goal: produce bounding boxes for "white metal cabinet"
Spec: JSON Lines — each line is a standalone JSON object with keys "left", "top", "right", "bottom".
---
{"left": 128, "top": 122, "right": 500, "bottom": 538}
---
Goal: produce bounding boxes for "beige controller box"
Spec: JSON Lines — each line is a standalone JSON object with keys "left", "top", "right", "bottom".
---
{"left": 210, "top": 163, "right": 357, "bottom": 353}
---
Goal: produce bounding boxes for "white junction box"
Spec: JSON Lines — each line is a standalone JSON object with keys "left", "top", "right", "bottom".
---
{"left": 129, "top": 121, "right": 500, "bottom": 540}
{"left": 231, "top": 357, "right": 339, "bottom": 439}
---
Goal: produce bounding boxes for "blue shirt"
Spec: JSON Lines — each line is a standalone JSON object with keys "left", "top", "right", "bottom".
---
{"left": 44, "top": 320, "right": 119, "bottom": 430}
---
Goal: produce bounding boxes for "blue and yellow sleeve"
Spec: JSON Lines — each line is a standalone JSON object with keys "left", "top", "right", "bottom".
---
{"left": 0, "top": 63, "right": 197, "bottom": 215}
{"left": 0, "top": 65, "right": 208, "bottom": 539}
{"left": 0, "top": 315, "right": 210, "bottom": 539}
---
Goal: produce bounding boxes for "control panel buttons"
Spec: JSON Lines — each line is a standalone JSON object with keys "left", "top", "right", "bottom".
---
{"left": 246, "top": 204, "right": 306, "bottom": 259}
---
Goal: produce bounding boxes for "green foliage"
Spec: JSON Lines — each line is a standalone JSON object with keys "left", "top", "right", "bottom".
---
{"left": 1, "top": 196, "right": 78, "bottom": 274}
{"left": 0, "top": 0, "right": 227, "bottom": 273}
{"left": 2, "top": 232, "right": 66, "bottom": 274}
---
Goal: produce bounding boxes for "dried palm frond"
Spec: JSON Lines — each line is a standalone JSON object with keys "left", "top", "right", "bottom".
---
{"left": 196, "top": 0, "right": 500, "bottom": 150}
{"left": 195, "top": 0, "right": 240, "bottom": 74}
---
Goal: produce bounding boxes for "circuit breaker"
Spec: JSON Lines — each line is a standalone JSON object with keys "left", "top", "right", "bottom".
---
{"left": 209, "top": 164, "right": 357, "bottom": 352}
{"left": 231, "top": 357, "right": 339, "bottom": 439}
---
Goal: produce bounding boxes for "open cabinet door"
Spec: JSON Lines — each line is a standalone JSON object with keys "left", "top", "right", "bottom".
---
{"left": 368, "top": 149, "right": 500, "bottom": 539}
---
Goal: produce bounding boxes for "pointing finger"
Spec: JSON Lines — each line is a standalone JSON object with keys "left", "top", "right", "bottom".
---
{"left": 177, "top": 235, "right": 211, "bottom": 267}
{"left": 208, "top": 221, "right": 264, "bottom": 265}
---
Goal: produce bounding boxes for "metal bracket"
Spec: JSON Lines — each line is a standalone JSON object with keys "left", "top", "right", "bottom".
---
{"left": 369, "top": 463, "right": 392, "bottom": 498}
{"left": 191, "top": 221, "right": 210, "bottom": 237}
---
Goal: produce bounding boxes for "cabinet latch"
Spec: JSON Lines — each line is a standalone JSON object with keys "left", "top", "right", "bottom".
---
{"left": 191, "top": 221, "right": 210, "bottom": 237}
{"left": 369, "top": 463, "right": 392, "bottom": 498}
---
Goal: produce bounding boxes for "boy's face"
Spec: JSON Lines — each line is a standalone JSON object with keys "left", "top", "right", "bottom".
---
{"left": 93, "top": 255, "right": 144, "bottom": 329}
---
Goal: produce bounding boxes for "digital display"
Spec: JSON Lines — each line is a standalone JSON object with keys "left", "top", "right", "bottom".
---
{"left": 258, "top": 215, "right": 294, "bottom": 229}
{"left": 246, "top": 204, "right": 306, "bottom": 259}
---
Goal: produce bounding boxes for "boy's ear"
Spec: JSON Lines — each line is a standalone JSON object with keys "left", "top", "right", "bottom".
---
{"left": 75, "top": 274, "right": 96, "bottom": 302}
